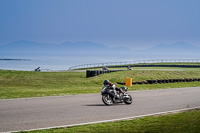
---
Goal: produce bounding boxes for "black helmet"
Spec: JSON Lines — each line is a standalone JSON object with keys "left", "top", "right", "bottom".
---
{"left": 103, "top": 80, "right": 110, "bottom": 85}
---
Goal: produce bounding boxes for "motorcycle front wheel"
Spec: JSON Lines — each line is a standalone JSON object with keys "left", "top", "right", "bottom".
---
{"left": 102, "top": 94, "right": 113, "bottom": 106}
{"left": 124, "top": 94, "right": 132, "bottom": 105}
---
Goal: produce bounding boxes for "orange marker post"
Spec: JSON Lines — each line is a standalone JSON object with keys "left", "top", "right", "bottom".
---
{"left": 125, "top": 78, "right": 132, "bottom": 86}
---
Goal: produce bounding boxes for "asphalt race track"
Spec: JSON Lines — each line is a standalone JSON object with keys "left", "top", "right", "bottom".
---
{"left": 0, "top": 87, "right": 200, "bottom": 132}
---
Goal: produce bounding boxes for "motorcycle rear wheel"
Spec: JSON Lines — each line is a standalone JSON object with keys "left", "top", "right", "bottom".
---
{"left": 102, "top": 94, "right": 113, "bottom": 106}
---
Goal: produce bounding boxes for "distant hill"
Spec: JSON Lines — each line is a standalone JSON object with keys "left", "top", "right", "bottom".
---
{"left": 0, "top": 40, "right": 131, "bottom": 54}
{"left": 135, "top": 42, "right": 200, "bottom": 55}
{"left": 1, "top": 41, "right": 199, "bottom": 55}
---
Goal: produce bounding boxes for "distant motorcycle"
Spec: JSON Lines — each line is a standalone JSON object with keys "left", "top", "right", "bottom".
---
{"left": 101, "top": 80, "right": 132, "bottom": 106}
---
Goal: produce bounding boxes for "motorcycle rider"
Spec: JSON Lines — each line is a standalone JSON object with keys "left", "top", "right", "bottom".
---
{"left": 103, "top": 80, "right": 119, "bottom": 98}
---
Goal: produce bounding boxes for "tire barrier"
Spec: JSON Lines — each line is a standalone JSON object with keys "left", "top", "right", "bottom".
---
{"left": 86, "top": 70, "right": 125, "bottom": 78}
{"left": 116, "top": 78, "right": 200, "bottom": 85}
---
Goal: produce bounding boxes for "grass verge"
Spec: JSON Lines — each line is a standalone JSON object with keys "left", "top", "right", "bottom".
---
{"left": 18, "top": 109, "right": 200, "bottom": 133}
{"left": 1, "top": 68, "right": 200, "bottom": 99}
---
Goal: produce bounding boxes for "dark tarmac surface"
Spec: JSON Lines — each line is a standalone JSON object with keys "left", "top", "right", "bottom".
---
{"left": 0, "top": 87, "right": 200, "bottom": 132}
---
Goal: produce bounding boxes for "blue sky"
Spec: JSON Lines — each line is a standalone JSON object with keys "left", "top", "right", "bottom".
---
{"left": 0, "top": 0, "right": 200, "bottom": 50}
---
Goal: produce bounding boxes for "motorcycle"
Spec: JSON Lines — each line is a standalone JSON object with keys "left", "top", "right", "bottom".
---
{"left": 101, "top": 83, "right": 132, "bottom": 106}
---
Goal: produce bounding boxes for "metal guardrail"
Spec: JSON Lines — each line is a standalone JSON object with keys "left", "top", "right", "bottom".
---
{"left": 68, "top": 59, "right": 200, "bottom": 70}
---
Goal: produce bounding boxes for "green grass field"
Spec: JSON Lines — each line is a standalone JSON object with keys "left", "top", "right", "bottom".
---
{"left": 1, "top": 67, "right": 200, "bottom": 99}
{"left": 1, "top": 65, "right": 200, "bottom": 133}
{"left": 19, "top": 109, "right": 200, "bottom": 133}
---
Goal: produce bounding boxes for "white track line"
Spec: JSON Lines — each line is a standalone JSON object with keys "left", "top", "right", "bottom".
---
{"left": 4, "top": 106, "right": 200, "bottom": 133}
